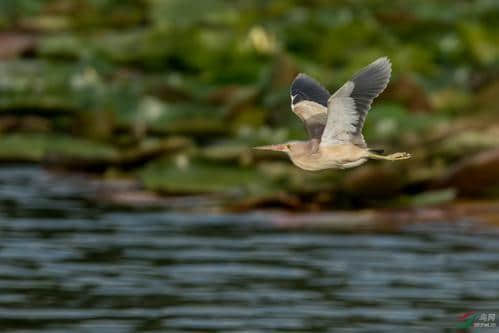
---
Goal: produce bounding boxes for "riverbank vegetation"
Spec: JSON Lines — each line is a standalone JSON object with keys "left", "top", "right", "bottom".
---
{"left": 1, "top": 0, "right": 499, "bottom": 211}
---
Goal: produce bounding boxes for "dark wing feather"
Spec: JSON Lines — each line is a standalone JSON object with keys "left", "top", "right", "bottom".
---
{"left": 350, "top": 57, "right": 392, "bottom": 136}
{"left": 290, "top": 73, "right": 330, "bottom": 140}
{"left": 291, "top": 73, "right": 330, "bottom": 107}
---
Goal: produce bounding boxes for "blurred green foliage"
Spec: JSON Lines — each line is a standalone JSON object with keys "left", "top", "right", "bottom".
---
{"left": 0, "top": 0, "right": 499, "bottom": 209}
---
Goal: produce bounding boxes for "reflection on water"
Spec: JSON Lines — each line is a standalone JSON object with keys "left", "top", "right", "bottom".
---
{"left": 1, "top": 167, "right": 499, "bottom": 332}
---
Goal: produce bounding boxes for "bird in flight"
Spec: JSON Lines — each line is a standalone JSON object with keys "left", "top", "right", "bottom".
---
{"left": 254, "top": 57, "right": 411, "bottom": 170}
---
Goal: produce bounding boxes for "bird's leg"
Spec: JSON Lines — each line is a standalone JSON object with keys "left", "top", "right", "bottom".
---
{"left": 367, "top": 151, "right": 411, "bottom": 161}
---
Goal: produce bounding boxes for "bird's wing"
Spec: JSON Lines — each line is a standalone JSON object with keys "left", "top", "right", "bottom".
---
{"left": 290, "top": 73, "right": 331, "bottom": 140}
{"left": 320, "top": 57, "right": 391, "bottom": 147}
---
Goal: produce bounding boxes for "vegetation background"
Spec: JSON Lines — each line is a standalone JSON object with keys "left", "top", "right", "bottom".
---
{"left": 1, "top": 0, "right": 499, "bottom": 211}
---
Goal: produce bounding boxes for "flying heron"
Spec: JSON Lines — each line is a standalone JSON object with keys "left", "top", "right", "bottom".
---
{"left": 254, "top": 57, "right": 411, "bottom": 171}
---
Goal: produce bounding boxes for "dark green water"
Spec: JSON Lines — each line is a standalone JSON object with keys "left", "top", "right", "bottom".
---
{"left": 1, "top": 167, "right": 499, "bottom": 332}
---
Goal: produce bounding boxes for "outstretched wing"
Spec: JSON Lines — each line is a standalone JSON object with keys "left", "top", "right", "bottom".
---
{"left": 320, "top": 57, "right": 391, "bottom": 147}
{"left": 290, "top": 73, "right": 330, "bottom": 140}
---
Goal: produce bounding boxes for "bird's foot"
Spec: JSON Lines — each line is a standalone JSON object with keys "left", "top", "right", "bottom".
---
{"left": 387, "top": 152, "right": 411, "bottom": 160}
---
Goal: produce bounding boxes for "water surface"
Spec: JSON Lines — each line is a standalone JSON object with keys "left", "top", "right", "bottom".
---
{"left": 1, "top": 166, "right": 499, "bottom": 332}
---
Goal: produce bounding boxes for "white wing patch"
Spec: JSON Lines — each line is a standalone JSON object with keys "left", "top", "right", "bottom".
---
{"left": 321, "top": 95, "right": 358, "bottom": 144}
{"left": 320, "top": 57, "right": 391, "bottom": 146}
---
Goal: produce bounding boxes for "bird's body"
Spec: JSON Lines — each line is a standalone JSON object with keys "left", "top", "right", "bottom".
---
{"left": 260, "top": 141, "right": 368, "bottom": 171}
{"left": 254, "top": 57, "right": 411, "bottom": 170}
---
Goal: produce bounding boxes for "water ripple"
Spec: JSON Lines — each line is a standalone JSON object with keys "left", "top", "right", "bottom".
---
{"left": 1, "top": 167, "right": 499, "bottom": 332}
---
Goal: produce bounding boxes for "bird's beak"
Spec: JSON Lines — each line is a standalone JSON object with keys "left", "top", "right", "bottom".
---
{"left": 253, "top": 144, "right": 287, "bottom": 152}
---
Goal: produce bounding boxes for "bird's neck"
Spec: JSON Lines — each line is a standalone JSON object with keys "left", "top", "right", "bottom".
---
{"left": 287, "top": 140, "right": 322, "bottom": 171}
